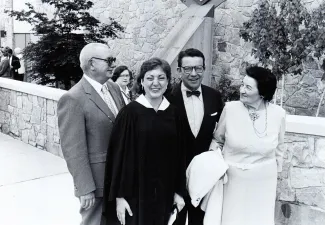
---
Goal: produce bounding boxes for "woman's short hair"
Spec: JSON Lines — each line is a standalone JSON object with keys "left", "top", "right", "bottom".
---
{"left": 111, "top": 65, "right": 132, "bottom": 82}
{"left": 245, "top": 66, "right": 277, "bottom": 102}
{"left": 135, "top": 58, "right": 172, "bottom": 95}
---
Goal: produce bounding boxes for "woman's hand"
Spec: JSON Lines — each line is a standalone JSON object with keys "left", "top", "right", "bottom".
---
{"left": 173, "top": 193, "right": 185, "bottom": 212}
{"left": 116, "top": 198, "right": 133, "bottom": 225}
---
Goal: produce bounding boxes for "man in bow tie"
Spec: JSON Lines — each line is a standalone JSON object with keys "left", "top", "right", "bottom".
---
{"left": 166, "top": 48, "right": 224, "bottom": 225}
{"left": 57, "top": 43, "right": 125, "bottom": 225}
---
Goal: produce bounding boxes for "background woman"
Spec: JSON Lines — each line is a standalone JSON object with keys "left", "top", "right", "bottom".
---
{"left": 111, "top": 65, "right": 133, "bottom": 104}
{"left": 210, "top": 66, "right": 286, "bottom": 225}
{"left": 102, "top": 58, "right": 185, "bottom": 225}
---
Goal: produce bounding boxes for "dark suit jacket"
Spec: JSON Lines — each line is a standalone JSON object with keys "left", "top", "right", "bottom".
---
{"left": 0, "top": 58, "right": 10, "bottom": 78}
{"left": 10, "top": 55, "right": 21, "bottom": 79}
{"left": 166, "top": 83, "right": 224, "bottom": 166}
{"left": 10, "top": 55, "right": 20, "bottom": 70}
{"left": 57, "top": 77, "right": 125, "bottom": 197}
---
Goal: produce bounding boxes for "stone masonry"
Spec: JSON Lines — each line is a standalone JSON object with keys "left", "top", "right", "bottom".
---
{"left": 275, "top": 132, "right": 325, "bottom": 224}
{"left": 89, "top": 0, "right": 187, "bottom": 72}
{"left": 0, "top": 87, "right": 62, "bottom": 157}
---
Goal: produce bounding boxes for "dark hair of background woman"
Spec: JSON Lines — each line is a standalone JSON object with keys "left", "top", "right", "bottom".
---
{"left": 245, "top": 66, "right": 277, "bottom": 102}
{"left": 111, "top": 65, "right": 132, "bottom": 82}
{"left": 134, "top": 57, "right": 172, "bottom": 95}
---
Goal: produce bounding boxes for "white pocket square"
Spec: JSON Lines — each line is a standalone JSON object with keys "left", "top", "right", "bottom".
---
{"left": 210, "top": 112, "right": 218, "bottom": 116}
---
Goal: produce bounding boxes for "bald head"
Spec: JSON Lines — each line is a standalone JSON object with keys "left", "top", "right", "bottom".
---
{"left": 79, "top": 43, "right": 113, "bottom": 73}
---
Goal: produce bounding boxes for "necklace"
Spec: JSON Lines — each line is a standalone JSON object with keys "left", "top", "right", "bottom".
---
{"left": 245, "top": 102, "right": 268, "bottom": 138}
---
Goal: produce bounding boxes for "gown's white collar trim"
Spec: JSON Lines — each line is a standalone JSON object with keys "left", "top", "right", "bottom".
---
{"left": 136, "top": 94, "right": 170, "bottom": 111}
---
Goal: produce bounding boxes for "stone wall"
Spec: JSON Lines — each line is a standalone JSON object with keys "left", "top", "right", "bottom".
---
{"left": 275, "top": 115, "right": 325, "bottom": 224}
{"left": 89, "top": 0, "right": 187, "bottom": 71}
{"left": 275, "top": 133, "right": 325, "bottom": 224}
{"left": 0, "top": 78, "right": 65, "bottom": 157}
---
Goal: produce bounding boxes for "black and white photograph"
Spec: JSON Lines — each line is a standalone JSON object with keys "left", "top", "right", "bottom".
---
{"left": 1, "top": 0, "right": 325, "bottom": 225}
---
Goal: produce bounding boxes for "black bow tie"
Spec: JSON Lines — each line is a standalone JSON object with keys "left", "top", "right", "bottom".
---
{"left": 186, "top": 90, "right": 201, "bottom": 98}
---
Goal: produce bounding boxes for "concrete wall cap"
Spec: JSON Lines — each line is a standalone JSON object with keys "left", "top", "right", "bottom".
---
{"left": 286, "top": 115, "right": 325, "bottom": 137}
{"left": 0, "top": 78, "right": 66, "bottom": 101}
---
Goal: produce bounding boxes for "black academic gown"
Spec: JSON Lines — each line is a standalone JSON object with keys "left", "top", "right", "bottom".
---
{"left": 102, "top": 100, "right": 186, "bottom": 225}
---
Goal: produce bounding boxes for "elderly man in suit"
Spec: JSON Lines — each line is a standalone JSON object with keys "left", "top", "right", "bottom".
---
{"left": 57, "top": 43, "right": 125, "bottom": 225}
{"left": 166, "top": 48, "right": 224, "bottom": 225}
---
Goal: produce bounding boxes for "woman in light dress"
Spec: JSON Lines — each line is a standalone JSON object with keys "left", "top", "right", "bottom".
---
{"left": 111, "top": 65, "right": 133, "bottom": 104}
{"left": 210, "top": 66, "right": 286, "bottom": 225}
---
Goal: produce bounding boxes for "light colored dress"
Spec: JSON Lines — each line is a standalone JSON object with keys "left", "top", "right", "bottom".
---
{"left": 210, "top": 101, "right": 286, "bottom": 225}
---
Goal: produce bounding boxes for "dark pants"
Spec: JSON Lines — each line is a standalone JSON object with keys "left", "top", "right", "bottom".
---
{"left": 174, "top": 195, "right": 204, "bottom": 225}
{"left": 13, "top": 71, "right": 23, "bottom": 81}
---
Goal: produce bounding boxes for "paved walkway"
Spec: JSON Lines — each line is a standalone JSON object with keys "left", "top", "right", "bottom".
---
{"left": 0, "top": 133, "right": 80, "bottom": 225}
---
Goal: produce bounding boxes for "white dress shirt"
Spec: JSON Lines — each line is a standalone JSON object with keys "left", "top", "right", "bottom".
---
{"left": 181, "top": 82, "right": 204, "bottom": 137}
{"left": 83, "top": 74, "right": 119, "bottom": 114}
{"left": 118, "top": 84, "right": 130, "bottom": 104}
{"left": 9, "top": 56, "right": 13, "bottom": 68}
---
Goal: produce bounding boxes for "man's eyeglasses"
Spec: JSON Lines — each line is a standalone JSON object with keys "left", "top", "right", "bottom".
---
{"left": 91, "top": 57, "right": 116, "bottom": 69}
{"left": 181, "top": 66, "right": 205, "bottom": 74}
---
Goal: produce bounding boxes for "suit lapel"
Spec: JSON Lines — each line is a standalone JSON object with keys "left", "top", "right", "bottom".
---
{"left": 172, "top": 83, "right": 195, "bottom": 138}
{"left": 106, "top": 81, "right": 125, "bottom": 110}
{"left": 201, "top": 85, "right": 210, "bottom": 117}
{"left": 197, "top": 85, "right": 213, "bottom": 137}
{"left": 81, "top": 77, "right": 115, "bottom": 122}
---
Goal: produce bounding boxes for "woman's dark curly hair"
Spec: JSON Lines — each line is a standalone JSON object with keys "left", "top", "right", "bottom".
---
{"left": 134, "top": 57, "right": 172, "bottom": 95}
{"left": 245, "top": 66, "right": 277, "bottom": 102}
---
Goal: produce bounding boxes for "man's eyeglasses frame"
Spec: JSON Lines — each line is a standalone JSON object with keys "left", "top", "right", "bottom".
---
{"left": 180, "top": 66, "right": 205, "bottom": 75}
{"left": 91, "top": 57, "right": 116, "bottom": 69}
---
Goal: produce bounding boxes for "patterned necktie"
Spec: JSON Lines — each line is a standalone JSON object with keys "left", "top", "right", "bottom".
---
{"left": 186, "top": 90, "right": 201, "bottom": 98}
{"left": 101, "top": 84, "right": 118, "bottom": 116}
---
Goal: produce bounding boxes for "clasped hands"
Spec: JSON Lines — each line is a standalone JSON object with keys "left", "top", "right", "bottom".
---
{"left": 116, "top": 193, "right": 185, "bottom": 225}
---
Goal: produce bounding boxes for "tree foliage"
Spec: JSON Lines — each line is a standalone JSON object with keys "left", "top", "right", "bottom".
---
{"left": 240, "top": 0, "right": 325, "bottom": 113}
{"left": 216, "top": 74, "right": 240, "bottom": 103}
{"left": 6, "top": 0, "right": 124, "bottom": 89}
{"left": 239, "top": 0, "right": 314, "bottom": 80}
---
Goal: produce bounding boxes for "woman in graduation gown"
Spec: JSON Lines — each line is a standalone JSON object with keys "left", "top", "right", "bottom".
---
{"left": 102, "top": 58, "right": 186, "bottom": 225}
